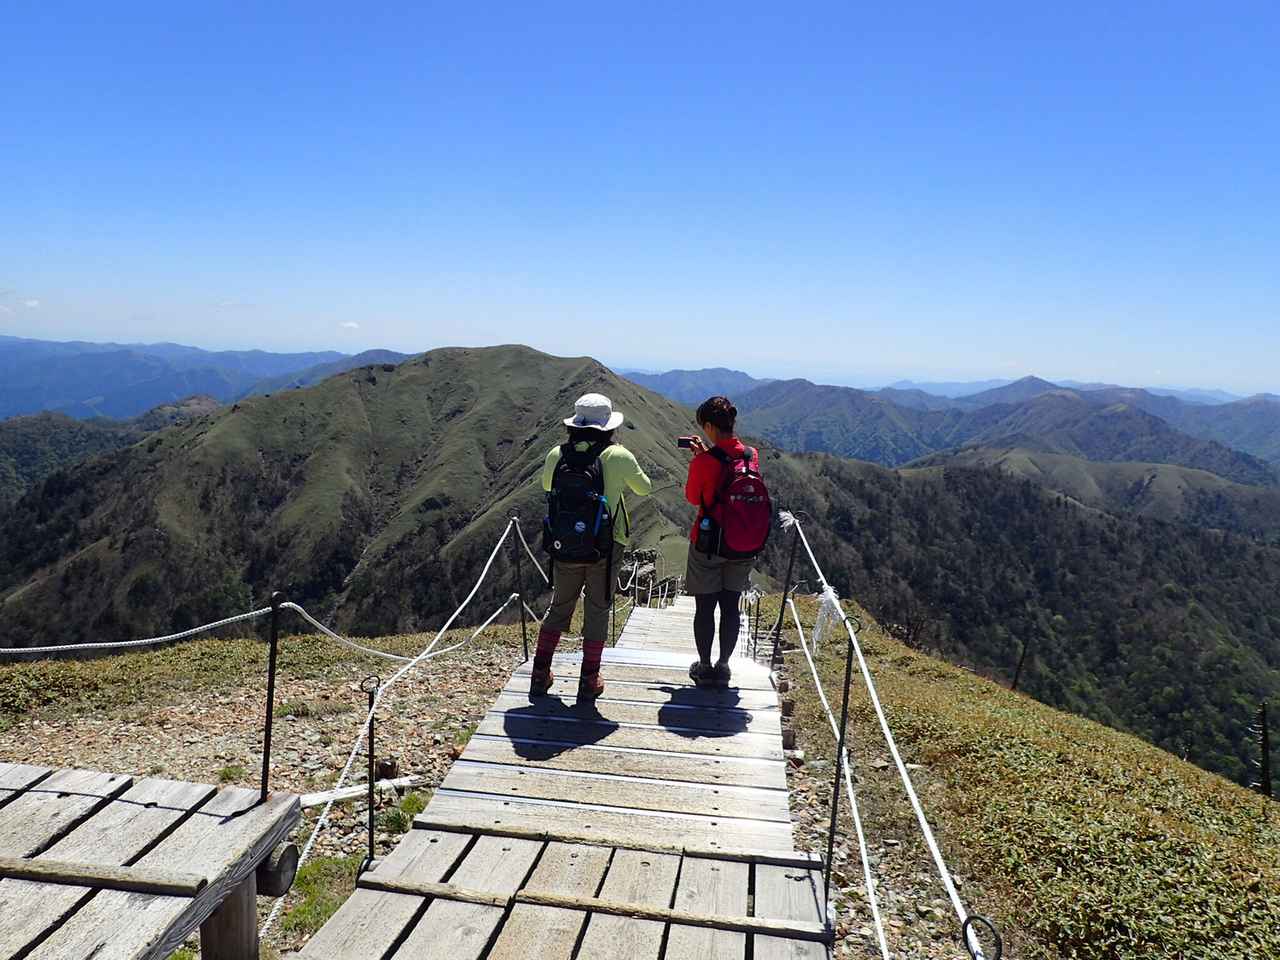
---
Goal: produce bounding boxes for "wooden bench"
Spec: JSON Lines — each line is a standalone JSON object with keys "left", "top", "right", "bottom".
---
{"left": 0, "top": 763, "right": 299, "bottom": 959}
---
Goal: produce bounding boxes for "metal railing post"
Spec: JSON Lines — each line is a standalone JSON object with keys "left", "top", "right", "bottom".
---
{"left": 1259, "top": 701, "right": 1273, "bottom": 801}
{"left": 770, "top": 525, "right": 801, "bottom": 663}
{"left": 510, "top": 516, "right": 530, "bottom": 661}
{"left": 359, "top": 675, "right": 381, "bottom": 875}
{"left": 824, "top": 631, "right": 857, "bottom": 905}
{"left": 259, "top": 591, "right": 284, "bottom": 804}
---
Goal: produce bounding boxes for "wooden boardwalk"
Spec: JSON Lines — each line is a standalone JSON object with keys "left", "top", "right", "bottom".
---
{"left": 300, "top": 595, "right": 830, "bottom": 959}
{"left": 0, "top": 765, "right": 299, "bottom": 960}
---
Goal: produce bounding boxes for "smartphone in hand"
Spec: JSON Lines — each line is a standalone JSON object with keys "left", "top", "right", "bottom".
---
{"left": 677, "top": 436, "right": 696, "bottom": 449}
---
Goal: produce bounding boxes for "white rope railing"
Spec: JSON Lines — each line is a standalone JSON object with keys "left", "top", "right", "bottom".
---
{"left": 789, "top": 599, "right": 890, "bottom": 960}
{"left": 260, "top": 519, "right": 517, "bottom": 937}
{"left": 0, "top": 607, "right": 273, "bottom": 656}
{"left": 281, "top": 602, "right": 412, "bottom": 664}
{"left": 779, "top": 511, "right": 990, "bottom": 960}
{"left": 514, "top": 518, "right": 550, "bottom": 585}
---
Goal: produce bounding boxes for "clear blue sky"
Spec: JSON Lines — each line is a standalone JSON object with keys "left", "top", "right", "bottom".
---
{"left": 2, "top": 2, "right": 1277, "bottom": 392}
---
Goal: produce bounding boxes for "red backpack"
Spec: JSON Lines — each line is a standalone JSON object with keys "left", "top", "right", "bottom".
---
{"left": 706, "top": 446, "right": 772, "bottom": 559}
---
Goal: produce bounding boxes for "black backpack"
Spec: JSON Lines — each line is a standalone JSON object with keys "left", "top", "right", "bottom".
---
{"left": 543, "top": 440, "right": 615, "bottom": 563}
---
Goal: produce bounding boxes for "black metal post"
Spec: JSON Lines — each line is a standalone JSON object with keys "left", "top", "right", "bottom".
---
{"left": 1260, "top": 701, "right": 1273, "bottom": 801}
{"left": 259, "top": 591, "right": 284, "bottom": 804}
{"left": 1011, "top": 635, "right": 1031, "bottom": 692}
{"left": 770, "top": 526, "right": 801, "bottom": 663}
{"left": 824, "top": 632, "right": 857, "bottom": 905}
{"left": 360, "top": 675, "right": 380, "bottom": 874}
{"left": 510, "top": 516, "right": 530, "bottom": 661}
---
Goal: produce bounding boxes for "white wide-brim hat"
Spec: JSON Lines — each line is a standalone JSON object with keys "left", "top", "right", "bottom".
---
{"left": 564, "top": 393, "right": 625, "bottom": 431}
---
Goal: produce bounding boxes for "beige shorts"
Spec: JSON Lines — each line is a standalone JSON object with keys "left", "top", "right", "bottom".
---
{"left": 685, "top": 543, "right": 754, "bottom": 596}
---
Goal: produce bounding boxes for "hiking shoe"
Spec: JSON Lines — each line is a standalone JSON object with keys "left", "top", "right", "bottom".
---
{"left": 712, "top": 660, "right": 732, "bottom": 688}
{"left": 529, "top": 667, "right": 554, "bottom": 696}
{"left": 578, "top": 672, "right": 605, "bottom": 699}
{"left": 689, "top": 660, "right": 716, "bottom": 688}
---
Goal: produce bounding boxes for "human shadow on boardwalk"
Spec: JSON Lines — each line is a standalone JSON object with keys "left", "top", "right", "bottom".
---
{"left": 502, "top": 694, "right": 621, "bottom": 760}
{"left": 656, "top": 685, "right": 752, "bottom": 740}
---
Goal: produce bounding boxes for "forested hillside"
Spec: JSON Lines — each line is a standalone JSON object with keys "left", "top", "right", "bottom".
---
{"left": 0, "top": 347, "right": 697, "bottom": 644}
{"left": 4, "top": 347, "right": 1278, "bottom": 784}
{"left": 737, "top": 379, "right": 1278, "bottom": 485}
{"left": 758, "top": 454, "right": 1280, "bottom": 783}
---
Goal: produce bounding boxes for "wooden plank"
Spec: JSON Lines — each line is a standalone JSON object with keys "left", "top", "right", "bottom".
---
{"left": 0, "top": 763, "right": 52, "bottom": 809}
{"left": 476, "top": 714, "right": 783, "bottom": 760}
{"left": 465, "top": 734, "right": 789, "bottom": 790}
{"left": 412, "top": 820, "right": 820, "bottom": 869}
{"left": 298, "top": 829, "right": 473, "bottom": 959}
{"left": 522, "top": 841, "right": 611, "bottom": 897}
{"left": 0, "top": 777, "right": 214, "bottom": 959}
{"left": 423, "top": 790, "right": 795, "bottom": 854}
{"left": 441, "top": 761, "right": 791, "bottom": 822}
{"left": 754, "top": 864, "right": 831, "bottom": 960}
{"left": 516, "top": 890, "right": 831, "bottom": 942}
{"left": 0, "top": 856, "right": 206, "bottom": 895}
{"left": 576, "top": 849, "right": 679, "bottom": 960}
{"left": 0, "top": 768, "right": 133, "bottom": 857}
{"left": 389, "top": 835, "right": 543, "bottom": 960}
{"left": 356, "top": 874, "right": 510, "bottom": 906}
{"left": 486, "top": 842, "right": 611, "bottom": 960}
{"left": 29, "top": 787, "right": 299, "bottom": 960}
{"left": 666, "top": 856, "right": 750, "bottom": 959}
{"left": 515, "top": 660, "right": 775, "bottom": 691}
{"left": 502, "top": 677, "right": 779, "bottom": 711}
{"left": 490, "top": 691, "right": 782, "bottom": 735}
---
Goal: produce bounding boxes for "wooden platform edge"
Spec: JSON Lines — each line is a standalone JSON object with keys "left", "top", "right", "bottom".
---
{"left": 352, "top": 875, "right": 833, "bottom": 944}
{"left": 411, "top": 818, "right": 822, "bottom": 870}
{"left": 0, "top": 855, "right": 207, "bottom": 896}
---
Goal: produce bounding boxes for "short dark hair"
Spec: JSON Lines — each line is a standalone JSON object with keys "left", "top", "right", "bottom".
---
{"left": 568, "top": 425, "right": 615, "bottom": 445}
{"left": 696, "top": 396, "right": 737, "bottom": 433}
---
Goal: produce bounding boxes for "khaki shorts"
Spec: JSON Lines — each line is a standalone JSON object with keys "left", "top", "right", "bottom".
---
{"left": 542, "top": 542, "right": 624, "bottom": 643}
{"left": 685, "top": 543, "right": 754, "bottom": 596}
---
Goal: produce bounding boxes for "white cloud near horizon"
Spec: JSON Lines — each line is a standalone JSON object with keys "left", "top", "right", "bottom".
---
{"left": 22, "top": 299, "right": 39, "bottom": 308}
{"left": 340, "top": 321, "right": 359, "bottom": 329}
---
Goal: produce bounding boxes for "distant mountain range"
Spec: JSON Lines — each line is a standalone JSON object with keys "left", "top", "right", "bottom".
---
{"left": 617, "top": 367, "right": 775, "bottom": 407}
{"left": 0, "top": 335, "right": 408, "bottom": 421}
{"left": 621, "top": 369, "right": 1280, "bottom": 473}
{"left": 4, "top": 346, "right": 1280, "bottom": 786}
{"left": 890, "top": 377, "right": 1245, "bottom": 405}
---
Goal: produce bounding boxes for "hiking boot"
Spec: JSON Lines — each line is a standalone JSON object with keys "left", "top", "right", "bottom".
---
{"left": 712, "top": 660, "right": 732, "bottom": 688}
{"left": 529, "top": 667, "right": 554, "bottom": 697}
{"left": 578, "top": 671, "right": 605, "bottom": 699}
{"left": 689, "top": 660, "right": 715, "bottom": 688}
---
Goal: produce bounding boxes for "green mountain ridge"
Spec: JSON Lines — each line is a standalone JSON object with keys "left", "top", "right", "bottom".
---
{"left": 4, "top": 346, "right": 1280, "bottom": 785}
{"left": 736, "top": 378, "right": 1279, "bottom": 485}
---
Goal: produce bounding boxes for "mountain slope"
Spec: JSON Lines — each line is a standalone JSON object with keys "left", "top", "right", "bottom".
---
{"left": 909, "top": 445, "right": 1280, "bottom": 539}
{"left": 618, "top": 367, "right": 774, "bottom": 406}
{"left": 736, "top": 379, "right": 968, "bottom": 465}
{"left": 759, "top": 453, "right": 1280, "bottom": 783}
{"left": 960, "top": 375, "right": 1062, "bottom": 406}
{"left": 739, "top": 379, "right": 1279, "bottom": 485}
{"left": 4, "top": 346, "right": 1280, "bottom": 785}
{"left": 241, "top": 350, "right": 412, "bottom": 398}
{"left": 0, "top": 347, "right": 697, "bottom": 644}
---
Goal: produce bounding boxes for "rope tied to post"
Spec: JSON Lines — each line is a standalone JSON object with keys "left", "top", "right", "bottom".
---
{"left": 778, "top": 510, "right": 1000, "bottom": 960}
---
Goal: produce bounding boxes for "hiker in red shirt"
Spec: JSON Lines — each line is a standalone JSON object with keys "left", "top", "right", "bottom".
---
{"left": 683, "top": 396, "right": 770, "bottom": 687}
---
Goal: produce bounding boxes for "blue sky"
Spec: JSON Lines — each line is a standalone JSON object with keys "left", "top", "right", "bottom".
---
{"left": 2, "top": 2, "right": 1277, "bottom": 392}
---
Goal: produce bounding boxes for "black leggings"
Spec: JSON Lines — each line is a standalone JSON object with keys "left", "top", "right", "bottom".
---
{"left": 694, "top": 591, "right": 741, "bottom": 665}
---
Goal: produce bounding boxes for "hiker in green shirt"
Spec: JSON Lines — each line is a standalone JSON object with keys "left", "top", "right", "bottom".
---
{"left": 531, "top": 394, "right": 652, "bottom": 698}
